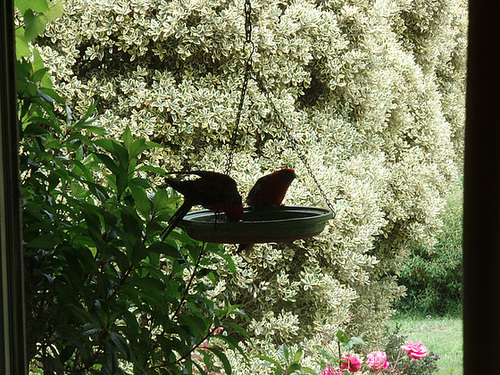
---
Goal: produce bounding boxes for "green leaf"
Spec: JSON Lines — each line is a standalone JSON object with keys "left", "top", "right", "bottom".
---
{"left": 39, "top": 87, "right": 65, "bottom": 104}
{"left": 45, "top": 0, "right": 64, "bottom": 21}
{"left": 95, "top": 153, "right": 120, "bottom": 175}
{"left": 206, "top": 347, "right": 232, "bottom": 375}
{"left": 152, "top": 189, "right": 174, "bottom": 213}
{"left": 223, "top": 321, "right": 252, "bottom": 343}
{"left": 177, "top": 313, "right": 209, "bottom": 338}
{"left": 31, "top": 68, "right": 47, "bottom": 83}
{"left": 24, "top": 9, "right": 48, "bottom": 42}
{"left": 336, "top": 329, "right": 349, "bottom": 344}
{"left": 81, "top": 323, "right": 101, "bottom": 336}
{"left": 94, "top": 138, "right": 119, "bottom": 155}
{"left": 293, "top": 346, "right": 303, "bottom": 362}
{"left": 103, "top": 339, "right": 119, "bottom": 375}
{"left": 116, "top": 167, "right": 129, "bottom": 196}
{"left": 300, "top": 366, "right": 318, "bottom": 375}
{"left": 217, "top": 251, "right": 237, "bottom": 274}
{"left": 129, "top": 182, "right": 151, "bottom": 218}
{"left": 25, "top": 233, "right": 58, "bottom": 250}
{"left": 81, "top": 204, "right": 104, "bottom": 244}
{"left": 71, "top": 100, "right": 98, "bottom": 129}
{"left": 131, "top": 241, "right": 148, "bottom": 265}
{"left": 59, "top": 344, "right": 76, "bottom": 364}
{"left": 346, "top": 336, "right": 366, "bottom": 350}
{"left": 23, "top": 122, "right": 50, "bottom": 136}
{"left": 137, "top": 165, "right": 168, "bottom": 175}
{"left": 255, "top": 355, "right": 284, "bottom": 373}
{"left": 72, "top": 160, "right": 93, "bottom": 182}
{"left": 278, "top": 343, "right": 289, "bottom": 362}
{"left": 147, "top": 242, "right": 182, "bottom": 258}
{"left": 214, "top": 334, "right": 248, "bottom": 358}
{"left": 133, "top": 277, "right": 165, "bottom": 293}
{"left": 32, "top": 47, "right": 52, "bottom": 88}
{"left": 123, "top": 126, "right": 133, "bottom": 152}
{"left": 15, "top": 29, "right": 31, "bottom": 59}
{"left": 46, "top": 356, "right": 64, "bottom": 373}
{"left": 130, "top": 138, "right": 153, "bottom": 160}
{"left": 15, "top": 0, "right": 49, "bottom": 14}
{"left": 109, "top": 331, "right": 131, "bottom": 360}
{"left": 121, "top": 210, "right": 142, "bottom": 239}
{"left": 288, "top": 362, "right": 302, "bottom": 373}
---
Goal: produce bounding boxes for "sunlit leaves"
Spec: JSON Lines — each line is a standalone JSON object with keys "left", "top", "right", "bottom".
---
{"left": 15, "top": 0, "right": 63, "bottom": 59}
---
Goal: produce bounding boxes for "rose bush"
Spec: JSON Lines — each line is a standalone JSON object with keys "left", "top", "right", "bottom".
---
{"left": 366, "top": 351, "right": 390, "bottom": 372}
{"left": 340, "top": 355, "right": 362, "bottom": 373}
{"left": 321, "top": 366, "right": 342, "bottom": 375}
{"left": 317, "top": 330, "right": 437, "bottom": 375}
{"left": 401, "top": 341, "right": 429, "bottom": 360}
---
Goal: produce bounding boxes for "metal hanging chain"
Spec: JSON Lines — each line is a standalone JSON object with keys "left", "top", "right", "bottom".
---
{"left": 254, "top": 73, "right": 336, "bottom": 216}
{"left": 225, "top": 0, "right": 254, "bottom": 176}
{"left": 225, "top": 0, "right": 335, "bottom": 216}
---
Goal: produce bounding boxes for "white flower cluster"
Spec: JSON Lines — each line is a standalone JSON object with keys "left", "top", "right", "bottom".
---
{"left": 38, "top": 0, "right": 466, "bottom": 371}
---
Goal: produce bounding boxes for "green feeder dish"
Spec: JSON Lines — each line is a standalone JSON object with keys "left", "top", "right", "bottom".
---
{"left": 180, "top": 206, "right": 333, "bottom": 244}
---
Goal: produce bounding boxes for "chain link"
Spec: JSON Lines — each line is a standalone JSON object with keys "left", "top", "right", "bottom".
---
{"left": 225, "top": 0, "right": 254, "bottom": 176}
{"left": 225, "top": 0, "right": 335, "bottom": 217}
{"left": 254, "top": 74, "right": 336, "bottom": 216}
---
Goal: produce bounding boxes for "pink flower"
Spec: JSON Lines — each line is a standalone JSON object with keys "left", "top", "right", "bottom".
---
{"left": 340, "top": 355, "right": 362, "bottom": 373}
{"left": 366, "top": 351, "right": 390, "bottom": 372}
{"left": 321, "top": 366, "right": 342, "bottom": 375}
{"left": 401, "top": 341, "right": 428, "bottom": 360}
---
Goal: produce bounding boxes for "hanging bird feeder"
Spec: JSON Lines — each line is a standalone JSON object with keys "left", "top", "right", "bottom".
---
{"left": 180, "top": 206, "right": 333, "bottom": 244}
{"left": 176, "top": 0, "right": 335, "bottom": 244}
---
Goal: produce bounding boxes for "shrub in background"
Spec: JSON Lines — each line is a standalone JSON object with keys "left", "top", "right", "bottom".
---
{"left": 383, "top": 328, "right": 440, "bottom": 375}
{"left": 396, "top": 182, "right": 463, "bottom": 316}
{"left": 34, "top": 0, "right": 466, "bottom": 372}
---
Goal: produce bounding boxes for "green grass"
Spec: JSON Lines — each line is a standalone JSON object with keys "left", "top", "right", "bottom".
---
{"left": 388, "top": 315, "right": 463, "bottom": 375}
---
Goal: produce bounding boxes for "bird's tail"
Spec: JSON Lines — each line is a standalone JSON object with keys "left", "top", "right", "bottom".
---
{"left": 160, "top": 201, "right": 192, "bottom": 241}
{"left": 237, "top": 243, "right": 255, "bottom": 256}
{"left": 165, "top": 177, "right": 192, "bottom": 197}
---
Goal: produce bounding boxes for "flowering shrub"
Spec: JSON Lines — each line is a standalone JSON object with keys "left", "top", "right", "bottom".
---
{"left": 365, "top": 351, "right": 390, "bottom": 372}
{"left": 340, "top": 355, "right": 362, "bottom": 373}
{"left": 318, "top": 330, "right": 438, "bottom": 375}
{"left": 382, "top": 329, "right": 439, "bottom": 375}
{"left": 401, "top": 341, "right": 428, "bottom": 360}
{"left": 321, "top": 366, "right": 342, "bottom": 375}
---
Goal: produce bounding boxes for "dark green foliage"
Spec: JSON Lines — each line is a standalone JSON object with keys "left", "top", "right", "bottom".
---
{"left": 396, "top": 188, "right": 463, "bottom": 316}
{"left": 20, "top": 56, "right": 247, "bottom": 375}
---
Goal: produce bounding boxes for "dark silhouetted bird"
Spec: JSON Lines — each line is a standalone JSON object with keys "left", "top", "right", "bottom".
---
{"left": 238, "top": 168, "right": 296, "bottom": 255}
{"left": 161, "top": 171, "right": 243, "bottom": 240}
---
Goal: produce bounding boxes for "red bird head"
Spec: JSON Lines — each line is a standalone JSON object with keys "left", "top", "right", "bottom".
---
{"left": 222, "top": 201, "right": 244, "bottom": 222}
{"left": 277, "top": 168, "right": 296, "bottom": 185}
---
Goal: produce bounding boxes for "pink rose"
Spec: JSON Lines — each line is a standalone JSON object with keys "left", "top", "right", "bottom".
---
{"left": 401, "top": 341, "right": 428, "bottom": 360}
{"left": 340, "top": 355, "right": 362, "bottom": 373}
{"left": 321, "top": 366, "right": 342, "bottom": 375}
{"left": 366, "top": 351, "right": 390, "bottom": 372}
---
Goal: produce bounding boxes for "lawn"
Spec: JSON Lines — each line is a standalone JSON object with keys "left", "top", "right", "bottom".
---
{"left": 388, "top": 315, "right": 463, "bottom": 375}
